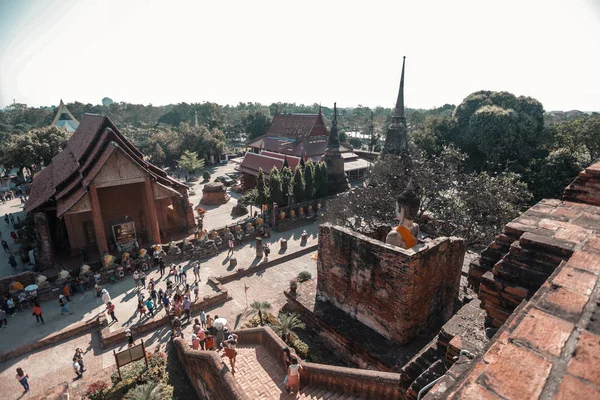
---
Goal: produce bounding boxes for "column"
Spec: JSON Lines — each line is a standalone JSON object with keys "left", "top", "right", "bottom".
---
{"left": 88, "top": 184, "right": 108, "bottom": 255}
{"left": 33, "top": 211, "right": 54, "bottom": 269}
{"left": 144, "top": 177, "right": 161, "bottom": 245}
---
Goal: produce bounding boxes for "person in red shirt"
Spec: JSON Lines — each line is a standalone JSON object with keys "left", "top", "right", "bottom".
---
{"left": 63, "top": 284, "right": 71, "bottom": 302}
{"left": 107, "top": 301, "right": 117, "bottom": 322}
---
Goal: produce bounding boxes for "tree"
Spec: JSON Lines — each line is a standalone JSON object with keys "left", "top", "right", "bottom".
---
{"left": 242, "top": 110, "right": 271, "bottom": 140}
{"left": 452, "top": 91, "right": 545, "bottom": 172}
{"left": 177, "top": 150, "right": 205, "bottom": 174}
{"left": 281, "top": 166, "right": 293, "bottom": 205}
{"left": 202, "top": 171, "right": 211, "bottom": 181}
{"left": 338, "top": 129, "right": 348, "bottom": 143}
{"left": 124, "top": 382, "right": 170, "bottom": 400}
{"left": 349, "top": 137, "right": 362, "bottom": 149}
{"left": 292, "top": 165, "right": 305, "bottom": 203}
{"left": 2, "top": 126, "right": 69, "bottom": 174}
{"left": 273, "top": 312, "right": 306, "bottom": 342}
{"left": 269, "top": 167, "right": 284, "bottom": 205}
{"left": 256, "top": 168, "right": 269, "bottom": 206}
{"left": 523, "top": 149, "right": 582, "bottom": 202}
{"left": 250, "top": 301, "right": 272, "bottom": 326}
{"left": 315, "top": 162, "right": 328, "bottom": 198}
{"left": 304, "top": 160, "right": 315, "bottom": 200}
{"left": 551, "top": 114, "right": 600, "bottom": 163}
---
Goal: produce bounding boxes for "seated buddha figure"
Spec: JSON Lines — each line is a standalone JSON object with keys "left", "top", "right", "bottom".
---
{"left": 386, "top": 182, "right": 420, "bottom": 249}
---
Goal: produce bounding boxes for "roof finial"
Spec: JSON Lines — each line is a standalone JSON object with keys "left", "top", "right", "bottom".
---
{"left": 318, "top": 103, "right": 322, "bottom": 115}
{"left": 327, "top": 102, "right": 340, "bottom": 150}
{"left": 393, "top": 56, "right": 406, "bottom": 122}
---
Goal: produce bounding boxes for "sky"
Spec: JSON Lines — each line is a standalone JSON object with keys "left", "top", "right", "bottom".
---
{"left": 0, "top": 0, "right": 599, "bottom": 112}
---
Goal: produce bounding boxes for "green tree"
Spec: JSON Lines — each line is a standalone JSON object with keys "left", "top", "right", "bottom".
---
{"left": 202, "top": 171, "right": 211, "bottom": 181}
{"left": 243, "top": 110, "right": 272, "bottom": 140}
{"left": 349, "top": 137, "right": 362, "bottom": 149}
{"left": 338, "top": 129, "right": 347, "bottom": 143}
{"left": 2, "top": 126, "right": 69, "bottom": 174}
{"left": 315, "top": 162, "right": 328, "bottom": 198}
{"left": 523, "top": 149, "right": 582, "bottom": 202}
{"left": 269, "top": 167, "right": 284, "bottom": 205}
{"left": 177, "top": 150, "right": 205, "bottom": 174}
{"left": 304, "top": 160, "right": 315, "bottom": 200}
{"left": 273, "top": 312, "right": 306, "bottom": 342}
{"left": 292, "top": 165, "right": 305, "bottom": 203}
{"left": 124, "top": 382, "right": 170, "bottom": 400}
{"left": 250, "top": 301, "right": 272, "bottom": 326}
{"left": 551, "top": 114, "right": 600, "bottom": 163}
{"left": 281, "top": 166, "right": 293, "bottom": 205}
{"left": 256, "top": 168, "right": 269, "bottom": 206}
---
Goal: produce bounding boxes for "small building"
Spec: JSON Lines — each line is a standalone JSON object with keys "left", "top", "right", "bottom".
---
{"left": 240, "top": 109, "right": 369, "bottom": 189}
{"left": 26, "top": 114, "right": 196, "bottom": 268}
{"left": 50, "top": 100, "right": 79, "bottom": 133}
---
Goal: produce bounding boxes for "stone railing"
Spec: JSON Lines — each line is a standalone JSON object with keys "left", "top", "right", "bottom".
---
{"left": 270, "top": 196, "right": 333, "bottom": 232}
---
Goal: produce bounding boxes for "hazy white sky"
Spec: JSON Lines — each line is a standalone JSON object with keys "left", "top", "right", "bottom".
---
{"left": 1, "top": 0, "right": 599, "bottom": 111}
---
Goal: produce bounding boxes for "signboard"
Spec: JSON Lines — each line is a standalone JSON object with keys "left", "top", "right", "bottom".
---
{"left": 112, "top": 221, "right": 137, "bottom": 246}
{"left": 113, "top": 340, "right": 148, "bottom": 380}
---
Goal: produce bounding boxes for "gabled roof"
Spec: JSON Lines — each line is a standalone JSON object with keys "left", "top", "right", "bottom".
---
{"left": 238, "top": 152, "right": 301, "bottom": 177}
{"left": 50, "top": 100, "right": 79, "bottom": 133}
{"left": 26, "top": 114, "right": 187, "bottom": 215}
{"left": 246, "top": 112, "right": 329, "bottom": 155}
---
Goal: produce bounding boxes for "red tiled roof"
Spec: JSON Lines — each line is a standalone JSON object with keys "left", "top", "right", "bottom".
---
{"left": 240, "top": 152, "right": 284, "bottom": 175}
{"left": 266, "top": 113, "right": 327, "bottom": 140}
{"left": 26, "top": 113, "right": 187, "bottom": 214}
{"left": 56, "top": 186, "right": 86, "bottom": 217}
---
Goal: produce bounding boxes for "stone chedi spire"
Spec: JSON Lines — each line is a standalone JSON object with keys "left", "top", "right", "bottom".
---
{"left": 323, "top": 102, "right": 350, "bottom": 195}
{"left": 383, "top": 56, "right": 408, "bottom": 155}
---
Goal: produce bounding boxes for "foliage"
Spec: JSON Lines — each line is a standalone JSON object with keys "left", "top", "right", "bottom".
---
{"left": 451, "top": 91, "right": 545, "bottom": 172}
{"left": 244, "top": 312, "right": 279, "bottom": 328}
{"left": 338, "top": 130, "right": 347, "bottom": 143}
{"left": 273, "top": 312, "right": 305, "bottom": 342}
{"left": 268, "top": 167, "right": 284, "bottom": 205}
{"left": 2, "top": 126, "right": 68, "bottom": 173}
{"left": 256, "top": 168, "right": 269, "bottom": 206}
{"left": 107, "top": 350, "right": 170, "bottom": 400}
{"left": 239, "top": 188, "right": 258, "bottom": 206}
{"left": 292, "top": 165, "right": 305, "bottom": 203}
{"left": 304, "top": 160, "right": 315, "bottom": 200}
{"left": 250, "top": 301, "right": 272, "bottom": 326}
{"left": 202, "top": 171, "right": 211, "bottom": 181}
{"left": 522, "top": 149, "right": 582, "bottom": 202}
{"left": 323, "top": 146, "right": 531, "bottom": 247}
{"left": 243, "top": 110, "right": 272, "bottom": 140}
{"left": 288, "top": 334, "right": 309, "bottom": 359}
{"left": 281, "top": 166, "right": 293, "bottom": 205}
{"left": 314, "top": 162, "right": 328, "bottom": 198}
{"left": 84, "top": 380, "right": 109, "bottom": 400}
{"left": 550, "top": 114, "right": 600, "bottom": 163}
{"left": 297, "top": 271, "right": 312, "bottom": 282}
{"left": 124, "top": 382, "right": 172, "bottom": 400}
{"left": 348, "top": 137, "right": 362, "bottom": 149}
{"left": 177, "top": 150, "right": 205, "bottom": 174}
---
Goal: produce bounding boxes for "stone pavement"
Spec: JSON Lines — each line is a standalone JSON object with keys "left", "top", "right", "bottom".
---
{"left": 0, "top": 221, "right": 317, "bottom": 353}
{"left": 0, "top": 197, "right": 26, "bottom": 277}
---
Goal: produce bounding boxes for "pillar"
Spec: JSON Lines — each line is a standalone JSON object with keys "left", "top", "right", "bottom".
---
{"left": 33, "top": 211, "right": 54, "bottom": 269}
{"left": 88, "top": 184, "right": 108, "bottom": 255}
{"left": 144, "top": 177, "right": 161, "bottom": 245}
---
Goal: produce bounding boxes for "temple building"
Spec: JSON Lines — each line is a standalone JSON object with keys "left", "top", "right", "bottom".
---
{"left": 238, "top": 108, "right": 369, "bottom": 190}
{"left": 382, "top": 56, "right": 408, "bottom": 155}
{"left": 26, "top": 114, "right": 196, "bottom": 268}
{"left": 50, "top": 100, "right": 79, "bottom": 133}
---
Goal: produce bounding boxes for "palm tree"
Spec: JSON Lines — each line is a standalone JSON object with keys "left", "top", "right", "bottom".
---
{"left": 124, "top": 382, "right": 167, "bottom": 400}
{"left": 273, "top": 312, "right": 306, "bottom": 342}
{"left": 250, "top": 301, "right": 271, "bottom": 326}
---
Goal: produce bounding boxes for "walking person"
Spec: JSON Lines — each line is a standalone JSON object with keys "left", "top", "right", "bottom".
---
{"left": 8, "top": 254, "right": 17, "bottom": 269}
{"left": 193, "top": 282, "right": 199, "bottom": 302}
{"left": 150, "top": 287, "right": 158, "bottom": 307}
{"left": 4, "top": 213, "right": 8, "bottom": 225}
{"left": 126, "top": 328, "right": 134, "bottom": 347}
{"left": 227, "top": 239, "right": 235, "bottom": 257}
{"left": 107, "top": 301, "right": 118, "bottom": 322}
{"left": 192, "top": 260, "right": 200, "bottom": 282}
{"left": 137, "top": 300, "right": 146, "bottom": 320}
{"left": 177, "top": 265, "right": 184, "bottom": 284}
{"left": 7, "top": 296, "right": 16, "bottom": 316}
{"left": 224, "top": 333, "right": 239, "bottom": 374}
{"left": 162, "top": 293, "right": 171, "bottom": 314}
{"left": 0, "top": 308, "right": 7, "bottom": 328}
{"left": 75, "top": 348, "right": 85, "bottom": 373}
{"left": 2, "top": 239, "right": 9, "bottom": 252}
{"left": 33, "top": 304, "right": 44, "bottom": 324}
{"left": 132, "top": 270, "right": 140, "bottom": 288}
{"left": 15, "top": 368, "right": 30, "bottom": 393}
{"left": 75, "top": 277, "right": 85, "bottom": 296}
{"left": 183, "top": 296, "right": 191, "bottom": 321}
{"left": 200, "top": 310, "right": 207, "bottom": 329}
{"left": 9, "top": 214, "right": 15, "bottom": 225}
{"left": 139, "top": 271, "right": 146, "bottom": 288}
{"left": 63, "top": 283, "right": 71, "bottom": 302}
{"left": 159, "top": 259, "right": 166, "bottom": 277}
{"left": 101, "top": 289, "right": 111, "bottom": 306}
{"left": 263, "top": 243, "right": 271, "bottom": 261}
{"left": 59, "top": 295, "right": 73, "bottom": 315}
{"left": 73, "top": 356, "right": 83, "bottom": 379}
{"left": 191, "top": 333, "right": 200, "bottom": 350}
{"left": 285, "top": 356, "right": 303, "bottom": 394}
{"left": 145, "top": 298, "right": 154, "bottom": 317}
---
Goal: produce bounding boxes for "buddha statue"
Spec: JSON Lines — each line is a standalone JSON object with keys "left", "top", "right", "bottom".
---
{"left": 386, "top": 182, "right": 421, "bottom": 249}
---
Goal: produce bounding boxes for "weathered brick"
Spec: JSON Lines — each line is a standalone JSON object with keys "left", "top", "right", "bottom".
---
{"left": 553, "top": 374, "right": 600, "bottom": 400}
{"left": 457, "top": 383, "right": 501, "bottom": 400}
{"left": 567, "top": 250, "right": 600, "bottom": 275}
{"left": 554, "top": 228, "right": 591, "bottom": 243}
{"left": 510, "top": 308, "right": 574, "bottom": 357}
{"left": 477, "top": 343, "right": 552, "bottom": 400}
{"left": 538, "top": 286, "right": 589, "bottom": 323}
{"left": 567, "top": 331, "right": 600, "bottom": 387}
{"left": 552, "top": 267, "right": 597, "bottom": 296}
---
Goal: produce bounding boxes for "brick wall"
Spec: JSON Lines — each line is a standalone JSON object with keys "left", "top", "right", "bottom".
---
{"left": 317, "top": 224, "right": 466, "bottom": 344}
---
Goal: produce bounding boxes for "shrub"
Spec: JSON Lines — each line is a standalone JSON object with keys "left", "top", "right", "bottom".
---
{"left": 289, "top": 333, "right": 309, "bottom": 359}
{"left": 107, "top": 350, "right": 169, "bottom": 399}
{"left": 202, "top": 171, "right": 211, "bottom": 181}
{"left": 84, "top": 380, "right": 109, "bottom": 400}
{"left": 289, "top": 279, "right": 298, "bottom": 291}
{"left": 297, "top": 271, "right": 312, "bottom": 282}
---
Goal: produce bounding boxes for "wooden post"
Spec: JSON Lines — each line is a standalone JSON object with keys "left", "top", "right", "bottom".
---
{"left": 142, "top": 340, "right": 148, "bottom": 369}
{"left": 89, "top": 184, "right": 108, "bottom": 255}
{"left": 113, "top": 349, "right": 122, "bottom": 380}
{"left": 144, "top": 177, "right": 161, "bottom": 246}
